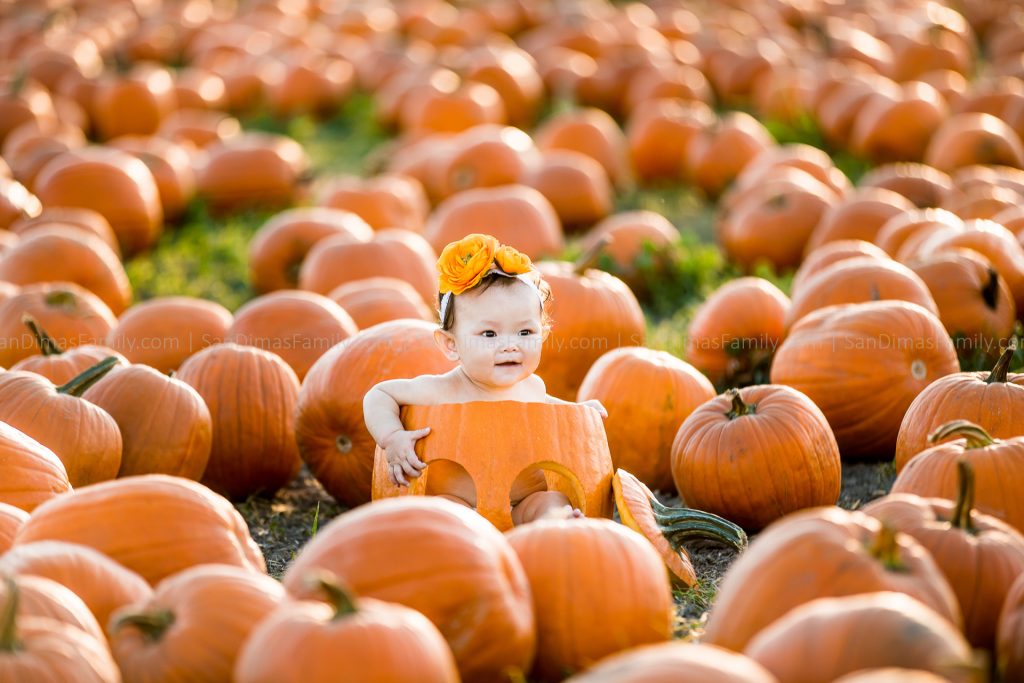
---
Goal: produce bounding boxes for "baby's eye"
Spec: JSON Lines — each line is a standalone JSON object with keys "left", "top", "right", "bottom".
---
{"left": 482, "top": 330, "right": 496, "bottom": 338}
{"left": 519, "top": 329, "right": 534, "bottom": 336}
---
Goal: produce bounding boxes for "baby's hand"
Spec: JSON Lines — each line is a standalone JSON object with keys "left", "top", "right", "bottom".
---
{"left": 580, "top": 399, "right": 608, "bottom": 419}
{"left": 382, "top": 427, "right": 431, "bottom": 487}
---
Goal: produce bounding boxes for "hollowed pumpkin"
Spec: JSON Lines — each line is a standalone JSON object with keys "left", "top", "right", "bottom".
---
{"left": 371, "top": 401, "right": 614, "bottom": 531}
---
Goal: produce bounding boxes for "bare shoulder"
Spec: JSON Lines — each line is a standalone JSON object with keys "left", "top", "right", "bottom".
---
{"left": 372, "top": 371, "right": 459, "bottom": 406}
{"left": 521, "top": 374, "right": 550, "bottom": 401}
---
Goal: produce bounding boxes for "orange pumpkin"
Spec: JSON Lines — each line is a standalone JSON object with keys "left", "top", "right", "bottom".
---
{"left": 108, "top": 134, "right": 196, "bottom": 222}
{"left": 685, "top": 277, "right": 790, "bottom": 388}
{"left": 92, "top": 64, "right": 176, "bottom": 140}
{"left": 0, "top": 502, "right": 28, "bottom": 553}
{"left": 864, "top": 460, "right": 1024, "bottom": 648}
{"left": 175, "top": 343, "right": 301, "bottom": 500}
{"left": 924, "top": 112, "right": 1024, "bottom": 172}
{"left": 744, "top": 592, "right": 976, "bottom": 683}
{"left": 399, "top": 76, "right": 506, "bottom": 136}
{"left": 0, "top": 358, "right": 123, "bottom": 487}
{"left": 431, "top": 124, "right": 539, "bottom": 201}
{"left": 2, "top": 119, "right": 86, "bottom": 191}
{"left": 701, "top": 507, "right": 961, "bottom": 651}
{"left": 723, "top": 143, "right": 851, "bottom": 204}
{"left": 11, "top": 315, "right": 126, "bottom": 385}
{"left": 110, "top": 564, "right": 286, "bottom": 683}
{"left": 562, "top": 642, "right": 777, "bottom": 683}
{"left": 13, "top": 474, "right": 267, "bottom": 584}
{"left": 626, "top": 98, "right": 715, "bottom": 184}
{"left": 523, "top": 149, "right": 613, "bottom": 230}
{"left": 234, "top": 573, "right": 459, "bottom": 683}
{"left": 672, "top": 386, "right": 842, "bottom": 530}
{"left": 295, "top": 320, "right": 457, "bottom": 507}
{"left": 0, "top": 540, "right": 152, "bottom": 630}
{"left": 874, "top": 207, "right": 963, "bottom": 257}
{"left": 226, "top": 290, "right": 358, "bottom": 380}
{"left": 105, "top": 296, "right": 232, "bottom": 373}
{"left": 0, "top": 574, "right": 104, "bottom": 644}
{"left": 534, "top": 107, "right": 628, "bottom": 187}
{"left": 316, "top": 172, "right": 429, "bottom": 232}
{"left": 505, "top": 517, "right": 673, "bottom": 681}
{"left": 770, "top": 301, "right": 959, "bottom": 459}
{"left": 859, "top": 162, "right": 954, "bottom": 209}
{"left": 82, "top": 364, "right": 212, "bottom": 479}
{"left": 463, "top": 44, "right": 544, "bottom": 127}
{"left": 686, "top": 112, "right": 775, "bottom": 198}
{"left": 1000, "top": 571, "right": 1024, "bottom": 682}
{"left": 283, "top": 497, "right": 535, "bottom": 683}
{"left": 849, "top": 82, "right": 948, "bottom": 163}
{"left": 156, "top": 108, "right": 241, "bottom": 150}
{"left": 580, "top": 210, "right": 678, "bottom": 296}
{"left": 0, "top": 421, "right": 70, "bottom": 513}
{"left": 790, "top": 239, "right": 890, "bottom": 295}
{"left": 623, "top": 62, "right": 713, "bottom": 115}
{"left": 328, "top": 276, "right": 434, "bottom": 328}
{"left": 263, "top": 51, "right": 355, "bottom": 120}
{"left": 577, "top": 347, "right": 714, "bottom": 492}
{"left": 805, "top": 187, "right": 917, "bottom": 252}
{"left": 893, "top": 421, "right": 1024, "bottom": 534}
{"left": 0, "top": 177, "right": 41, "bottom": 230}
{"left": 195, "top": 132, "right": 311, "bottom": 214}
{"left": 9, "top": 206, "right": 121, "bottom": 257}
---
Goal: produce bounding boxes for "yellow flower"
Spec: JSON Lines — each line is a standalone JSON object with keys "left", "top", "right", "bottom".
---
{"left": 437, "top": 233, "right": 500, "bottom": 295}
{"left": 494, "top": 245, "right": 532, "bottom": 275}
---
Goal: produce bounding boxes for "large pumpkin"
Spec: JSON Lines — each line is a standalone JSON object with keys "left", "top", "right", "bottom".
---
{"left": 175, "top": 343, "right": 301, "bottom": 500}
{"left": 13, "top": 474, "right": 267, "bottom": 584}
{"left": 577, "top": 347, "right": 714, "bottom": 492}
{"left": 505, "top": 517, "right": 673, "bottom": 681}
{"left": 109, "top": 564, "right": 286, "bottom": 683}
{"left": 282, "top": 497, "right": 536, "bottom": 683}
{"left": 371, "top": 402, "right": 614, "bottom": 530}
{"left": 672, "top": 385, "right": 841, "bottom": 530}
{"left": 562, "top": 641, "right": 790, "bottom": 683}
{"left": 895, "top": 347, "right": 1024, "bottom": 471}
{"left": 234, "top": 574, "right": 459, "bottom": 683}
{"left": 295, "top": 320, "right": 457, "bottom": 507}
{"left": 82, "top": 364, "right": 212, "bottom": 479}
{"left": 701, "top": 507, "right": 961, "bottom": 651}
{"left": 770, "top": 301, "right": 959, "bottom": 459}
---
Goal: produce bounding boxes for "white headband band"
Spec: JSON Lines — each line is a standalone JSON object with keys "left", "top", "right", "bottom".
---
{"left": 439, "top": 269, "right": 543, "bottom": 324}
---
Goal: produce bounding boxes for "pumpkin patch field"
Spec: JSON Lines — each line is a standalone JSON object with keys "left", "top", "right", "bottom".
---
{"left": 6, "top": 0, "right": 1024, "bottom": 680}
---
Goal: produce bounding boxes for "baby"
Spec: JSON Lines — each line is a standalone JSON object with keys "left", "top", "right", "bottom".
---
{"left": 363, "top": 233, "right": 607, "bottom": 525}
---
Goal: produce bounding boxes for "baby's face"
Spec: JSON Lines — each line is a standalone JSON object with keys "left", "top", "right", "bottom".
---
{"left": 442, "top": 281, "right": 545, "bottom": 389}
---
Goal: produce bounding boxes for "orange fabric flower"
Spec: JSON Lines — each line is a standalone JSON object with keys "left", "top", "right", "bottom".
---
{"left": 437, "top": 233, "right": 500, "bottom": 295}
{"left": 494, "top": 245, "right": 532, "bottom": 275}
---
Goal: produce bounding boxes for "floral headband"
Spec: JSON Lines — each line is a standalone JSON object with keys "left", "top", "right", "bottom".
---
{"left": 437, "top": 233, "right": 541, "bottom": 322}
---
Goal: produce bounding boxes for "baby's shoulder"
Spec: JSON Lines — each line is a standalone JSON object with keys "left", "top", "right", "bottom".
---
{"left": 374, "top": 371, "right": 459, "bottom": 405}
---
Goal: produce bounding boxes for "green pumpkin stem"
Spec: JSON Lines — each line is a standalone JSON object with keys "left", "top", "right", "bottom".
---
{"left": 950, "top": 459, "right": 976, "bottom": 532}
{"left": 306, "top": 571, "right": 358, "bottom": 620}
{"left": 986, "top": 345, "right": 1015, "bottom": 384}
{"left": 869, "top": 524, "right": 904, "bottom": 570}
{"left": 22, "top": 315, "right": 63, "bottom": 356}
{"left": 928, "top": 420, "right": 997, "bottom": 450}
{"left": 56, "top": 356, "right": 120, "bottom": 396}
{"left": 725, "top": 389, "right": 754, "bottom": 419}
{"left": 113, "top": 608, "right": 175, "bottom": 643}
{"left": 647, "top": 490, "right": 748, "bottom": 551}
{"left": 574, "top": 236, "right": 610, "bottom": 275}
{"left": 0, "top": 575, "right": 19, "bottom": 653}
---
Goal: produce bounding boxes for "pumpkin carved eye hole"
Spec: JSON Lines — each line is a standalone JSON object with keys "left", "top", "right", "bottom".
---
{"left": 911, "top": 359, "right": 927, "bottom": 380}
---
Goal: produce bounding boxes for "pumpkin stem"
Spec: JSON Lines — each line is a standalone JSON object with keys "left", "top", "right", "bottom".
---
{"left": 21, "top": 314, "right": 63, "bottom": 356}
{"left": 573, "top": 236, "right": 610, "bottom": 275}
{"left": 56, "top": 356, "right": 120, "bottom": 396}
{"left": 306, "top": 571, "right": 358, "bottom": 620}
{"left": 647, "top": 490, "right": 748, "bottom": 551}
{"left": 985, "top": 344, "right": 1016, "bottom": 384}
{"left": 869, "top": 523, "right": 904, "bottom": 570}
{"left": 950, "top": 459, "right": 977, "bottom": 532}
{"left": 112, "top": 608, "right": 175, "bottom": 642}
{"left": 928, "top": 420, "right": 997, "bottom": 450}
{"left": 725, "top": 389, "right": 754, "bottom": 419}
{"left": 981, "top": 268, "right": 1001, "bottom": 311}
{"left": 0, "top": 575, "right": 20, "bottom": 653}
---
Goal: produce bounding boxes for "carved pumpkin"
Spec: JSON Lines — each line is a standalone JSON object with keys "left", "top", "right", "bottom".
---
{"left": 577, "top": 347, "right": 714, "bottom": 491}
{"left": 226, "top": 290, "right": 358, "bottom": 380}
{"left": 82, "top": 364, "right": 212, "bottom": 479}
{"left": 328, "top": 276, "right": 434, "bottom": 328}
{"left": 0, "top": 226, "right": 132, "bottom": 314}
{"left": 672, "top": 386, "right": 842, "bottom": 530}
{"left": 685, "top": 277, "right": 789, "bottom": 388}
{"left": 14, "top": 474, "right": 267, "bottom": 584}
{"left": 612, "top": 469, "right": 746, "bottom": 588}
{"left": 234, "top": 573, "right": 459, "bottom": 683}
{"left": 744, "top": 593, "right": 977, "bottom": 683}
{"left": 11, "top": 316, "right": 126, "bottom": 385}
{"left": 562, "top": 642, "right": 777, "bottom": 683}
{"left": 864, "top": 460, "right": 1024, "bottom": 648}
{"left": 296, "top": 320, "right": 457, "bottom": 507}
{"left": 282, "top": 497, "right": 535, "bottom": 683}
{"left": 893, "top": 421, "right": 1024, "bottom": 534}
{"left": 110, "top": 564, "right": 286, "bottom": 683}
{"left": 248, "top": 207, "right": 373, "bottom": 294}
{"left": 770, "top": 301, "right": 959, "bottom": 460}
{"left": 0, "top": 358, "right": 122, "bottom": 487}
{"left": 702, "top": 508, "right": 961, "bottom": 652}
{"left": 1000, "top": 571, "right": 1024, "bottom": 682}
{"left": 371, "top": 402, "right": 614, "bottom": 530}
{"left": 299, "top": 228, "right": 437, "bottom": 306}
{"left": 175, "top": 343, "right": 301, "bottom": 500}
{"left": 0, "top": 503, "right": 27, "bottom": 553}
{"left": 0, "top": 540, "right": 151, "bottom": 630}
{"left": 505, "top": 517, "right": 673, "bottom": 681}
{"left": 105, "top": 296, "right": 232, "bottom": 373}
{"left": 316, "top": 172, "right": 429, "bottom": 232}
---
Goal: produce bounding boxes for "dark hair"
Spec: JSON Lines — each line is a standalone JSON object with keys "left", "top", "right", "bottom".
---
{"left": 439, "top": 271, "right": 553, "bottom": 331}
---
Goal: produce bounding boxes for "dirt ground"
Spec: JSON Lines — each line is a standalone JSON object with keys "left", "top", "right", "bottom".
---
{"left": 237, "top": 461, "right": 896, "bottom": 636}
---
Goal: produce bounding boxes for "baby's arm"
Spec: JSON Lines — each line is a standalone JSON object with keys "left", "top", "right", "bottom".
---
{"left": 363, "top": 377, "right": 438, "bottom": 486}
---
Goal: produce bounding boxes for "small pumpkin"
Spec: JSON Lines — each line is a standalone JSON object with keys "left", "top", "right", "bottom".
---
{"left": 328, "top": 276, "right": 434, "bottom": 328}
{"left": 859, "top": 160, "right": 953, "bottom": 208}
{"left": 316, "top": 172, "right": 429, "bottom": 232}
{"left": 195, "top": 132, "right": 311, "bottom": 214}
{"left": 234, "top": 572, "right": 459, "bottom": 683}
{"left": 8, "top": 206, "right": 120, "bottom": 257}
{"left": 534, "top": 106, "right": 629, "bottom": 188}
{"left": 924, "top": 112, "right": 1024, "bottom": 172}
{"left": 686, "top": 112, "right": 774, "bottom": 198}
{"left": 874, "top": 207, "right": 963, "bottom": 257}
{"left": 0, "top": 574, "right": 104, "bottom": 644}
{"left": 11, "top": 315, "right": 126, "bottom": 385}
{"left": 625, "top": 98, "right": 715, "bottom": 184}
{"left": 579, "top": 210, "right": 678, "bottom": 297}
{"left": 523, "top": 149, "right": 613, "bottom": 231}
{"left": 804, "top": 187, "right": 917, "bottom": 252}
{"left": 790, "top": 239, "right": 890, "bottom": 295}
